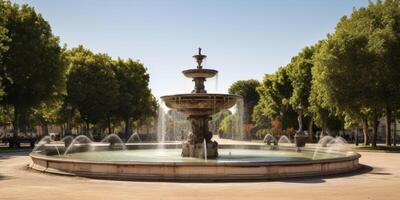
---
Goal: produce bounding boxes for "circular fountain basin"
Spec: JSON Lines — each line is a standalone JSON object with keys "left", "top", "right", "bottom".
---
{"left": 161, "top": 93, "right": 241, "bottom": 116}
{"left": 30, "top": 143, "right": 360, "bottom": 181}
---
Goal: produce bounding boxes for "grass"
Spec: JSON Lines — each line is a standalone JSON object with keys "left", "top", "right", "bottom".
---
{"left": 0, "top": 144, "right": 33, "bottom": 153}
{"left": 354, "top": 145, "right": 400, "bottom": 153}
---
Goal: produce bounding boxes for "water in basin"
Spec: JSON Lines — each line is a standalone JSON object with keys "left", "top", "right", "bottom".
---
{"left": 58, "top": 148, "right": 351, "bottom": 163}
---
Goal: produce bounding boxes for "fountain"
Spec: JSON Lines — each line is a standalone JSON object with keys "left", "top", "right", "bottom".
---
{"left": 278, "top": 135, "right": 291, "bottom": 145}
{"left": 126, "top": 132, "right": 142, "bottom": 143}
{"left": 161, "top": 48, "right": 240, "bottom": 158}
{"left": 29, "top": 49, "right": 361, "bottom": 181}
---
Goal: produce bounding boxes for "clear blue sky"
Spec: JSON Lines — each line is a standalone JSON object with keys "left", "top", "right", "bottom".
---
{"left": 12, "top": 0, "right": 369, "bottom": 98}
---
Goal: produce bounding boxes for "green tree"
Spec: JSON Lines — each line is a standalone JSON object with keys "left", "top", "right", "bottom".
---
{"left": 0, "top": 1, "right": 10, "bottom": 64}
{"left": 228, "top": 79, "right": 260, "bottom": 124}
{"left": 30, "top": 99, "right": 63, "bottom": 135}
{"left": 134, "top": 94, "right": 158, "bottom": 133}
{"left": 210, "top": 109, "right": 231, "bottom": 134}
{"left": 369, "top": 0, "right": 400, "bottom": 146}
{"left": 66, "top": 46, "right": 119, "bottom": 136}
{"left": 0, "top": 105, "right": 13, "bottom": 137}
{"left": 251, "top": 103, "right": 272, "bottom": 137}
{"left": 219, "top": 114, "right": 237, "bottom": 138}
{"left": 256, "top": 68, "right": 298, "bottom": 133}
{"left": 0, "top": 1, "right": 8, "bottom": 113}
{"left": 286, "top": 45, "right": 319, "bottom": 140}
{"left": 311, "top": 1, "right": 400, "bottom": 146}
{"left": 113, "top": 58, "right": 152, "bottom": 139}
{"left": 0, "top": 3, "right": 65, "bottom": 137}
{"left": 287, "top": 46, "right": 315, "bottom": 110}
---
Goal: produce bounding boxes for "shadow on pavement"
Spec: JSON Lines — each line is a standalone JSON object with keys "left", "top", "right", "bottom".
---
{"left": 279, "top": 164, "right": 373, "bottom": 184}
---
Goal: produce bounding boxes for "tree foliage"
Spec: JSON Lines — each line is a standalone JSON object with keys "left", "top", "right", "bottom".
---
{"left": 287, "top": 46, "right": 315, "bottom": 111}
{"left": 113, "top": 58, "right": 152, "bottom": 137}
{"left": 228, "top": 79, "right": 260, "bottom": 123}
{"left": 0, "top": 2, "right": 65, "bottom": 133}
{"left": 312, "top": 0, "right": 400, "bottom": 146}
{"left": 255, "top": 67, "right": 298, "bottom": 132}
{"left": 66, "top": 46, "right": 119, "bottom": 126}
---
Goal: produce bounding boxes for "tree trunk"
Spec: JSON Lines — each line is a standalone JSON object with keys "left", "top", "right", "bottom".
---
{"left": 308, "top": 119, "right": 313, "bottom": 142}
{"left": 362, "top": 118, "right": 370, "bottom": 145}
{"left": 355, "top": 128, "right": 359, "bottom": 146}
{"left": 124, "top": 117, "right": 131, "bottom": 140}
{"left": 385, "top": 107, "right": 392, "bottom": 146}
{"left": 11, "top": 105, "right": 19, "bottom": 148}
{"left": 85, "top": 121, "right": 90, "bottom": 135}
{"left": 394, "top": 109, "right": 397, "bottom": 146}
{"left": 60, "top": 124, "right": 64, "bottom": 138}
{"left": 322, "top": 118, "right": 328, "bottom": 137}
{"left": 107, "top": 116, "right": 112, "bottom": 134}
{"left": 44, "top": 124, "right": 49, "bottom": 135}
{"left": 12, "top": 105, "right": 19, "bottom": 138}
{"left": 371, "top": 110, "right": 379, "bottom": 148}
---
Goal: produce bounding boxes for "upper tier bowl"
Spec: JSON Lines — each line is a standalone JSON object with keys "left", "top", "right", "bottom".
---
{"left": 161, "top": 93, "right": 241, "bottom": 116}
{"left": 182, "top": 69, "right": 218, "bottom": 79}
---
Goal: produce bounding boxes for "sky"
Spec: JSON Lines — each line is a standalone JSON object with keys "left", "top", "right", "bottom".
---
{"left": 12, "top": 0, "right": 369, "bottom": 99}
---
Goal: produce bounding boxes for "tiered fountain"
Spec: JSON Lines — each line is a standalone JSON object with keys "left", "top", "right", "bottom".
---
{"left": 29, "top": 49, "right": 361, "bottom": 181}
{"left": 161, "top": 48, "right": 240, "bottom": 158}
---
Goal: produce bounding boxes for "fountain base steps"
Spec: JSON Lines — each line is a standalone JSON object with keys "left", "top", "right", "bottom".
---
{"left": 181, "top": 141, "right": 218, "bottom": 158}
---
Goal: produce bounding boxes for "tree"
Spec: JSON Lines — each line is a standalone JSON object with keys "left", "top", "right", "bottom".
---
{"left": 311, "top": 1, "right": 400, "bottom": 146}
{"left": 0, "top": 105, "right": 13, "bottom": 137}
{"left": 369, "top": 0, "right": 400, "bottom": 146}
{"left": 113, "top": 58, "right": 151, "bottom": 139}
{"left": 256, "top": 67, "right": 298, "bottom": 134}
{"left": 210, "top": 109, "right": 231, "bottom": 134}
{"left": 30, "top": 99, "right": 63, "bottom": 135}
{"left": 0, "top": 3, "right": 65, "bottom": 137}
{"left": 286, "top": 45, "right": 319, "bottom": 140}
{"left": 66, "top": 46, "right": 119, "bottom": 136}
{"left": 134, "top": 94, "right": 158, "bottom": 133}
{"left": 228, "top": 79, "right": 260, "bottom": 124}
{"left": 219, "top": 114, "right": 238, "bottom": 138}
{"left": 287, "top": 46, "right": 315, "bottom": 110}
{"left": 251, "top": 103, "right": 272, "bottom": 136}
{"left": 0, "top": 1, "right": 9, "bottom": 64}
{"left": 0, "top": 1, "right": 8, "bottom": 118}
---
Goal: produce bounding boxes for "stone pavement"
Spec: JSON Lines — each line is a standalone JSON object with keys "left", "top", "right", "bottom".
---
{"left": 0, "top": 149, "right": 399, "bottom": 200}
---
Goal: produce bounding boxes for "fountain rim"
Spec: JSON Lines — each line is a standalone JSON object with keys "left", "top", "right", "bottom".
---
{"left": 182, "top": 68, "right": 218, "bottom": 78}
{"left": 30, "top": 143, "right": 361, "bottom": 167}
{"left": 160, "top": 93, "right": 243, "bottom": 100}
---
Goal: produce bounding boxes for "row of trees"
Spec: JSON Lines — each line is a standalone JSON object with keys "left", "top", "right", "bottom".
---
{"left": 231, "top": 0, "right": 400, "bottom": 147}
{"left": 65, "top": 46, "right": 156, "bottom": 139}
{"left": 0, "top": 1, "right": 156, "bottom": 141}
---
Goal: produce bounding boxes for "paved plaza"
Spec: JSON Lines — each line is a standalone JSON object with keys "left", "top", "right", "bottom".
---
{"left": 0, "top": 150, "right": 399, "bottom": 200}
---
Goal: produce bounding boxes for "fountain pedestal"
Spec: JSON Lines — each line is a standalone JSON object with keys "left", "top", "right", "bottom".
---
{"left": 182, "top": 141, "right": 218, "bottom": 158}
{"left": 161, "top": 48, "right": 241, "bottom": 159}
{"left": 181, "top": 115, "right": 218, "bottom": 158}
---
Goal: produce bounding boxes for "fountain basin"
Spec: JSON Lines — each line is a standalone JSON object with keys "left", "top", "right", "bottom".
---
{"left": 161, "top": 93, "right": 241, "bottom": 116}
{"left": 30, "top": 143, "right": 360, "bottom": 181}
{"left": 182, "top": 68, "right": 218, "bottom": 79}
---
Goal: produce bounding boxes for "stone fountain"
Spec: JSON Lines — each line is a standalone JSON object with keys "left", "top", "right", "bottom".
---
{"left": 29, "top": 49, "right": 361, "bottom": 181}
{"left": 161, "top": 48, "right": 241, "bottom": 158}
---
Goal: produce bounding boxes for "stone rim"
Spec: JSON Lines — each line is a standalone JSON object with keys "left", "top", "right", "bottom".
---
{"left": 29, "top": 143, "right": 361, "bottom": 182}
